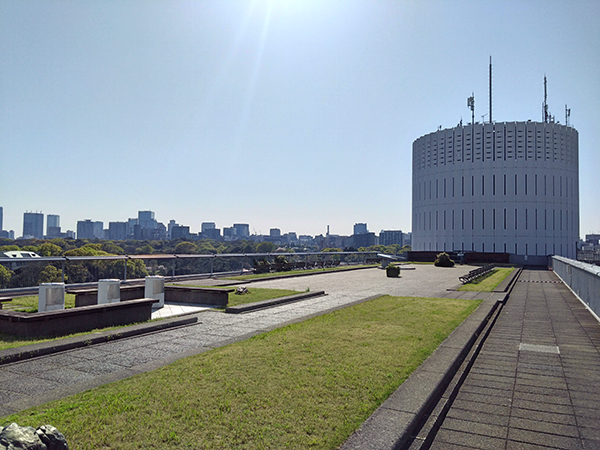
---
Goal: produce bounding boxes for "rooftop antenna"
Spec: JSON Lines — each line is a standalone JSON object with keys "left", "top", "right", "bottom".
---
{"left": 542, "top": 75, "right": 549, "bottom": 123}
{"left": 489, "top": 56, "right": 492, "bottom": 123}
{"left": 467, "top": 93, "right": 475, "bottom": 125}
{"left": 565, "top": 105, "right": 571, "bottom": 127}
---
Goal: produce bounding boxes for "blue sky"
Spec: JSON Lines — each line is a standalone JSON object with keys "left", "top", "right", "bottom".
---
{"left": 1, "top": 0, "right": 599, "bottom": 238}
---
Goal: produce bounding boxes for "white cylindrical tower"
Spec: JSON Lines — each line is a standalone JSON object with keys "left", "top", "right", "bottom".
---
{"left": 411, "top": 121, "right": 579, "bottom": 260}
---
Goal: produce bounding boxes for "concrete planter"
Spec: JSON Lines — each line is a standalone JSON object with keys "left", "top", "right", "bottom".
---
{"left": 386, "top": 265, "right": 401, "bottom": 277}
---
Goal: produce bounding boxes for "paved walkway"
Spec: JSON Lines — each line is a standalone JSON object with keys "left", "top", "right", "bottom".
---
{"left": 0, "top": 265, "right": 478, "bottom": 417}
{"left": 426, "top": 268, "right": 600, "bottom": 450}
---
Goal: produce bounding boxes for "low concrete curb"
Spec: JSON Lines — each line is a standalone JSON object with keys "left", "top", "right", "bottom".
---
{"left": 447, "top": 265, "right": 522, "bottom": 293}
{"left": 340, "top": 296, "right": 500, "bottom": 450}
{"left": 217, "top": 265, "right": 378, "bottom": 285}
{"left": 225, "top": 291, "right": 327, "bottom": 314}
{"left": 0, "top": 316, "right": 198, "bottom": 366}
{"left": 493, "top": 266, "right": 522, "bottom": 293}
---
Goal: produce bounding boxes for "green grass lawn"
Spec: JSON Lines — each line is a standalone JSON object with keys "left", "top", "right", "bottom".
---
{"left": 1, "top": 295, "right": 480, "bottom": 449}
{"left": 224, "top": 264, "right": 375, "bottom": 281}
{"left": 170, "top": 284, "right": 302, "bottom": 307}
{"left": 4, "top": 293, "right": 76, "bottom": 313}
{"left": 458, "top": 267, "right": 515, "bottom": 292}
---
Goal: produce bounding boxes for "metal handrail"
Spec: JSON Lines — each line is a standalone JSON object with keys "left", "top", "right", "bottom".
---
{"left": 0, "top": 251, "right": 381, "bottom": 290}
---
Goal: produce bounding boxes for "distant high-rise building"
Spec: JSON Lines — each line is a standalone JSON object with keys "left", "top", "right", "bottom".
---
{"left": 127, "top": 218, "right": 139, "bottom": 238}
{"left": 0, "top": 206, "right": 3, "bottom": 231}
{"left": 354, "top": 223, "right": 368, "bottom": 235}
{"left": 585, "top": 234, "right": 600, "bottom": 246}
{"left": 108, "top": 222, "right": 127, "bottom": 240}
{"left": 93, "top": 222, "right": 104, "bottom": 239}
{"left": 204, "top": 228, "right": 221, "bottom": 240}
{"left": 353, "top": 232, "right": 376, "bottom": 248}
{"left": 379, "top": 230, "right": 403, "bottom": 247}
{"left": 167, "top": 220, "right": 178, "bottom": 240}
{"left": 223, "top": 227, "right": 237, "bottom": 239}
{"left": 77, "top": 220, "right": 104, "bottom": 239}
{"left": 46, "top": 214, "right": 60, "bottom": 237}
{"left": 171, "top": 225, "right": 190, "bottom": 240}
{"left": 270, "top": 228, "right": 281, "bottom": 237}
{"left": 233, "top": 223, "right": 250, "bottom": 238}
{"left": 138, "top": 210, "right": 157, "bottom": 229}
{"left": 201, "top": 222, "right": 216, "bottom": 233}
{"left": 77, "top": 220, "right": 94, "bottom": 240}
{"left": 23, "top": 212, "right": 44, "bottom": 239}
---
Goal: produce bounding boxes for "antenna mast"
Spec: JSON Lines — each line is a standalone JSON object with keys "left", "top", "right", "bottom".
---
{"left": 489, "top": 56, "right": 492, "bottom": 123}
{"left": 467, "top": 93, "right": 475, "bottom": 124}
{"left": 543, "top": 76, "right": 549, "bottom": 123}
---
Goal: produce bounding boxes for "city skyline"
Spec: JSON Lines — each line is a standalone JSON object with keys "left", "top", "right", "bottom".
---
{"left": 1, "top": 205, "right": 389, "bottom": 239}
{"left": 2, "top": 1, "right": 599, "bottom": 236}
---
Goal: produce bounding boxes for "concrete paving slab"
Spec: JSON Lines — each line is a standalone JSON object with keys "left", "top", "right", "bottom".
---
{"left": 423, "top": 269, "right": 600, "bottom": 450}
{"left": 442, "top": 416, "right": 507, "bottom": 439}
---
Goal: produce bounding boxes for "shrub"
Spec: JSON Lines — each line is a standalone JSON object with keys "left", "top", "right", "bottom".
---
{"left": 0, "top": 264, "right": 12, "bottom": 289}
{"left": 434, "top": 252, "right": 455, "bottom": 267}
{"left": 386, "top": 264, "right": 401, "bottom": 277}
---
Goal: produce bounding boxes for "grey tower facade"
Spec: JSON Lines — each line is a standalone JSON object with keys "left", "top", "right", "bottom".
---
{"left": 23, "top": 212, "right": 44, "bottom": 239}
{"left": 412, "top": 121, "right": 579, "bottom": 260}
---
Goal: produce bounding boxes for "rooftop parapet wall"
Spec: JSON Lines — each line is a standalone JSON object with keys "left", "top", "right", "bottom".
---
{"left": 552, "top": 256, "right": 600, "bottom": 320}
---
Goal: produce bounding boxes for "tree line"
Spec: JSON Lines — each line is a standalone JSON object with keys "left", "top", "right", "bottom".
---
{"left": 0, "top": 238, "right": 410, "bottom": 289}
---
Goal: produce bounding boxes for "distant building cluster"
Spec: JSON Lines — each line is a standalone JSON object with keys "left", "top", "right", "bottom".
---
{"left": 0, "top": 207, "right": 14, "bottom": 240}
{"left": 315, "top": 224, "right": 411, "bottom": 250}
{"left": 0, "top": 206, "right": 410, "bottom": 251}
{"left": 579, "top": 234, "right": 600, "bottom": 264}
